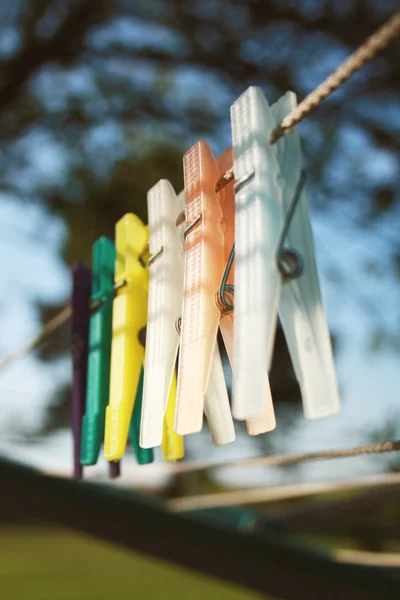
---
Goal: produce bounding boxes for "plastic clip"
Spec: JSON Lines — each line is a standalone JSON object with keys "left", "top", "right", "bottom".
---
{"left": 104, "top": 214, "right": 150, "bottom": 461}
{"left": 71, "top": 264, "right": 91, "bottom": 480}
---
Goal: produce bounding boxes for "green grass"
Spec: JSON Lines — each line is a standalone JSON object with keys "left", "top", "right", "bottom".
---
{"left": 0, "top": 526, "right": 269, "bottom": 600}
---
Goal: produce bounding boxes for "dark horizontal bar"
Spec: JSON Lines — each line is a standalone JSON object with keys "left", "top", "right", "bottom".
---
{"left": 0, "top": 456, "right": 399, "bottom": 600}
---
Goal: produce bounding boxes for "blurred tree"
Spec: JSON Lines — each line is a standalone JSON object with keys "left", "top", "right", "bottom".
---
{"left": 0, "top": 0, "right": 398, "bottom": 436}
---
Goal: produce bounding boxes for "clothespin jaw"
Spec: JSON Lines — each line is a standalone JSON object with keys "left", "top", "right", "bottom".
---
{"left": 81, "top": 237, "right": 115, "bottom": 467}
{"left": 175, "top": 141, "right": 229, "bottom": 437}
{"left": 203, "top": 340, "right": 235, "bottom": 445}
{"left": 230, "top": 86, "right": 282, "bottom": 421}
{"left": 271, "top": 92, "right": 340, "bottom": 419}
{"left": 129, "top": 367, "right": 154, "bottom": 464}
{"left": 140, "top": 180, "right": 184, "bottom": 449}
{"left": 161, "top": 371, "right": 184, "bottom": 461}
{"left": 104, "top": 214, "right": 149, "bottom": 461}
{"left": 71, "top": 263, "right": 91, "bottom": 480}
{"left": 216, "top": 147, "right": 235, "bottom": 326}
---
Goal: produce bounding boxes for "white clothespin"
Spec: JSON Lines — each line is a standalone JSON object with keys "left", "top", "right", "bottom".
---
{"left": 271, "top": 91, "right": 340, "bottom": 419}
{"left": 140, "top": 180, "right": 183, "bottom": 449}
{"left": 230, "top": 86, "right": 340, "bottom": 421}
{"left": 230, "top": 86, "right": 283, "bottom": 420}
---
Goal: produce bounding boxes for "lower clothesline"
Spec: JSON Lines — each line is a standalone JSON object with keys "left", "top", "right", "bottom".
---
{"left": 167, "top": 470, "right": 400, "bottom": 512}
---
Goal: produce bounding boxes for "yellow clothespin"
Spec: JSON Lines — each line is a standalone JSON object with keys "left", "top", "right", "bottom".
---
{"left": 104, "top": 214, "right": 149, "bottom": 461}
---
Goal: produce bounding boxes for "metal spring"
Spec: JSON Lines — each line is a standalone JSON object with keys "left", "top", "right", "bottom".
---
{"left": 216, "top": 243, "right": 235, "bottom": 315}
{"left": 175, "top": 317, "right": 181, "bottom": 335}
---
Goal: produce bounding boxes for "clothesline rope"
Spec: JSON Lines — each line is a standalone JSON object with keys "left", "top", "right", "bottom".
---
{"left": 0, "top": 306, "right": 71, "bottom": 373}
{"left": 269, "top": 9, "right": 400, "bottom": 143}
{"left": 214, "top": 8, "right": 400, "bottom": 192}
{"left": 165, "top": 440, "right": 400, "bottom": 475}
{"left": 167, "top": 470, "right": 400, "bottom": 512}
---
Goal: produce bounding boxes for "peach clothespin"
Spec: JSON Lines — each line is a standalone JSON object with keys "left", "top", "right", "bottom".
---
{"left": 175, "top": 141, "right": 235, "bottom": 442}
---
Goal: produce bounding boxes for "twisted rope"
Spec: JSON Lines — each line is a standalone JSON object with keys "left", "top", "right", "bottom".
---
{"left": 270, "top": 10, "right": 400, "bottom": 143}
{"left": 0, "top": 306, "right": 72, "bottom": 373}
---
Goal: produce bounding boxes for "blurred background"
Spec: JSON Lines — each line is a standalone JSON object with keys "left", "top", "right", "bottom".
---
{"left": 0, "top": 0, "right": 399, "bottom": 598}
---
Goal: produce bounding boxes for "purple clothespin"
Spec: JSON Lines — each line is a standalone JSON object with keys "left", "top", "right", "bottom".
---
{"left": 71, "top": 264, "right": 91, "bottom": 480}
{"left": 109, "top": 461, "right": 120, "bottom": 479}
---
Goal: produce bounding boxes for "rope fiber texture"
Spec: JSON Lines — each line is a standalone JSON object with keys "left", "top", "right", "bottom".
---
{"left": 270, "top": 9, "right": 400, "bottom": 143}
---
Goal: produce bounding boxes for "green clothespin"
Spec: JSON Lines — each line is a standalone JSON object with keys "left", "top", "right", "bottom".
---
{"left": 129, "top": 368, "right": 154, "bottom": 464}
{"left": 81, "top": 236, "right": 152, "bottom": 468}
{"left": 81, "top": 237, "right": 117, "bottom": 469}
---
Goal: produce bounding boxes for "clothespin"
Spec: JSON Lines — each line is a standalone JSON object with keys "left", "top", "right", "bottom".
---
{"left": 230, "top": 87, "right": 282, "bottom": 420}
{"left": 71, "top": 263, "right": 91, "bottom": 480}
{"left": 230, "top": 86, "right": 340, "bottom": 421}
{"left": 104, "top": 214, "right": 149, "bottom": 461}
{"left": 140, "top": 180, "right": 184, "bottom": 459}
{"left": 175, "top": 141, "right": 235, "bottom": 443}
{"left": 217, "top": 149, "right": 276, "bottom": 435}
{"left": 140, "top": 180, "right": 183, "bottom": 448}
{"left": 80, "top": 237, "right": 120, "bottom": 478}
{"left": 270, "top": 91, "right": 340, "bottom": 419}
{"left": 173, "top": 189, "right": 233, "bottom": 447}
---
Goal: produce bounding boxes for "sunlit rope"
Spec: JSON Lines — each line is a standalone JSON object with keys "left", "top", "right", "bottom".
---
{"left": 165, "top": 440, "right": 400, "bottom": 474}
{"left": 0, "top": 306, "right": 71, "bottom": 372}
{"left": 167, "top": 471, "right": 400, "bottom": 512}
{"left": 269, "top": 9, "right": 400, "bottom": 143}
{"left": 215, "top": 8, "right": 400, "bottom": 192}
